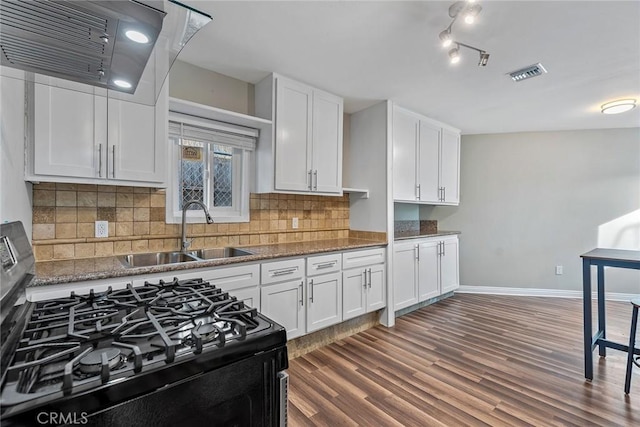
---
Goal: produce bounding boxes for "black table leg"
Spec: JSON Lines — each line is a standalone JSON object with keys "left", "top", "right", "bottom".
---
{"left": 597, "top": 265, "right": 606, "bottom": 357}
{"left": 583, "top": 259, "right": 593, "bottom": 380}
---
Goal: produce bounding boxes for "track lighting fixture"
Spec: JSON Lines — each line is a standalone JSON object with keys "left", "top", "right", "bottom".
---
{"left": 448, "top": 42, "right": 489, "bottom": 66}
{"left": 463, "top": 4, "right": 482, "bottom": 24}
{"left": 449, "top": 47, "right": 460, "bottom": 64}
{"left": 439, "top": 28, "right": 453, "bottom": 48}
{"left": 437, "top": 1, "right": 490, "bottom": 67}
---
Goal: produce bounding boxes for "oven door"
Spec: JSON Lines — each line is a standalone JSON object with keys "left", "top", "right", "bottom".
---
{"left": 90, "top": 347, "right": 286, "bottom": 427}
{"left": 2, "top": 347, "right": 287, "bottom": 427}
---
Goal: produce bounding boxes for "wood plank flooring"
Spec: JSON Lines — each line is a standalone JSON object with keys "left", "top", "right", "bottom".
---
{"left": 287, "top": 294, "right": 640, "bottom": 426}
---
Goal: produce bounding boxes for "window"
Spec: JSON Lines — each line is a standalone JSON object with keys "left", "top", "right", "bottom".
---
{"left": 166, "top": 111, "right": 256, "bottom": 223}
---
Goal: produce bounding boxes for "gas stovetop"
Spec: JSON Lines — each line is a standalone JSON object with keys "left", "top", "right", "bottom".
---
{"left": 1, "top": 278, "right": 274, "bottom": 408}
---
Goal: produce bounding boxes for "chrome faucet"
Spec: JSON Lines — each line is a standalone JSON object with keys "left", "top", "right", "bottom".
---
{"left": 181, "top": 200, "right": 214, "bottom": 252}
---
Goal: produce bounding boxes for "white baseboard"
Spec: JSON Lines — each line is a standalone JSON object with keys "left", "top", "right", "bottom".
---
{"left": 456, "top": 285, "right": 638, "bottom": 302}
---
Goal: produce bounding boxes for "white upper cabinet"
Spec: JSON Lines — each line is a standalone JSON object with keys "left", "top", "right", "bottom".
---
{"left": 255, "top": 74, "right": 343, "bottom": 195}
{"left": 33, "top": 84, "right": 107, "bottom": 179}
{"left": 274, "top": 77, "right": 313, "bottom": 192}
{"left": 27, "top": 76, "right": 168, "bottom": 187}
{"left": 392, "top": 105, "right": 460, "bottom": 205}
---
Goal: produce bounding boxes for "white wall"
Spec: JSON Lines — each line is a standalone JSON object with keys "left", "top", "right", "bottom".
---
{"left": 169, "top": 60, "right": 254, "bottom": 115}
{"left": 428, "top": 128, "right": 640, "bottom": 293}
{"left": 1, "top": 73, "right": 32, "bottom": 238}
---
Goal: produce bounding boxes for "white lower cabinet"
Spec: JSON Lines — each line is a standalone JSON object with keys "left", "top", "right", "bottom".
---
{"left": 393, "top": 235, "right": 459, "bottom": 311}
{"left": 342, "top": 248, "right": 387, "bottom": 321}
{"left": 306, "top": 272, "right": 342, "bottom": 333}
{"left": 260, "top": 279, "right": 306, "bottom": 339}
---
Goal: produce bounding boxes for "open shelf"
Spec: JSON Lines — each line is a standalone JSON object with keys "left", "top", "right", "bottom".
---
{"left": 343, "top": 187, "right": 369, "bottom": 199}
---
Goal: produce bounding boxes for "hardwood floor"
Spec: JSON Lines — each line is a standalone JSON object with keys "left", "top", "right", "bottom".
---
{"left": 287, "top": 294, "right": 640, "bottom": 426}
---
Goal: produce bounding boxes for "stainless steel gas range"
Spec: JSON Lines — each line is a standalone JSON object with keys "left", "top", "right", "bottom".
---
{"left": 0, "top": 222, "right": 288, "bottom": 426}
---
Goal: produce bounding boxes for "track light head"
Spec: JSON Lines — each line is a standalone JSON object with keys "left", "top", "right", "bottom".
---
{"left": 478, "top": 51, "right": 490, "bottom": 66}
{"left": 449, "top": 46, "right": 460, "bottom": 64}
{"left": 464, "top": 4, "right": 482, "bottom": 24}
{"left": 439, "top": 29, "right": 452, "bottom": 48}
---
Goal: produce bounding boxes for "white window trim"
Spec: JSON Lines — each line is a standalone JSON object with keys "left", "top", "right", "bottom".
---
{"left": 166, "top": 110, "right": 256, "bottom": 224}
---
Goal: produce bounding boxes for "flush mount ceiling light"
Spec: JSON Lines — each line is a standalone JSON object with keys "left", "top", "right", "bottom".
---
{"left": 438, "top": 1, "right": 490, "bottom": 67}
{"left": 601, "top": 99, "right": 637, "bottom": 114}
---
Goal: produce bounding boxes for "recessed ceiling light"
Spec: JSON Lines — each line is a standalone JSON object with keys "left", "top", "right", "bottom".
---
{"left": 601, "top": 99, "right": 636, "bottom": 114}
{"left": 113, "top": 79, "right": 132, "bottom": 89}
{"left": 125, "top": 30, "right": 150, "bottom": 44}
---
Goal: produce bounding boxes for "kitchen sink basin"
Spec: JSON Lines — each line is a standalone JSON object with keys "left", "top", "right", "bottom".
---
{"left": 119, "top": 247, "right": 254, "bottom": 268}
{"left": 188, "top": 247, "right": 254, "bottom": 260}
{"left": 119, "top": 251, "right": 199, "bottom": 267}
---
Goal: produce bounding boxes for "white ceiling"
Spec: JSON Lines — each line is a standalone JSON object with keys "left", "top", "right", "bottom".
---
{"left": 177, "top": 1, "right": 640, "bottom": 135}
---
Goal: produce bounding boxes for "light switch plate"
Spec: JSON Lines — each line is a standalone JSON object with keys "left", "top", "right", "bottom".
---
{"left": 292, "top": 217, "right": 299, "bottom": 229}
{"left": 95, "top": 221, "right": 108, "bottom": 238}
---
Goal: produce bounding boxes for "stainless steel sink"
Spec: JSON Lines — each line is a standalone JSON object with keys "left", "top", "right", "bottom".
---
{"left": 188, "top": 247, "right": 254, "bottom": 260}
{"left": 118, "top": 247, "right": 254, "bottom": 268}
{"left": 119, "top": 251, "right": 199, "bottom": 267}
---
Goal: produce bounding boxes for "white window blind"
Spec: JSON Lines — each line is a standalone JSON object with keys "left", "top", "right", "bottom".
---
{"left": 169, "top": 112, "right": 257, "bottom": 151}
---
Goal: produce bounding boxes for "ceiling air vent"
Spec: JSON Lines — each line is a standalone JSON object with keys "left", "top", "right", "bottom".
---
{"left": 508, "top": 63, "right": 547, "bottom": 82}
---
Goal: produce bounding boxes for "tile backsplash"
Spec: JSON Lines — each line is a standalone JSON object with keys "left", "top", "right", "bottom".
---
{"left": 32, "top": 183, "right": 350, "bottom": 261}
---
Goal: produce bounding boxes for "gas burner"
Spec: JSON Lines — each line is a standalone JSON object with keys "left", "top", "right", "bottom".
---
{"left": 79, "top": 348, "right": 122, "bottom": 374}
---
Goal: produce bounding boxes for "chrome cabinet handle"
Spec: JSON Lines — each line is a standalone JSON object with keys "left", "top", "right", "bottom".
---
{"left": 442, "top": 241, "right": 446, "bottom": 256}
{"left": 313, "top": 170, "right": 318, "bottom": 190}
{"left": 362, "top": 270, "right": 367, "bottom": 288}
{"left": 315, "top": 261, "right": 336, "bottom": 269}
{"left": 98, "top": 144, "right": 103, "bottom": 177}
{"left": 417, "top": 184, "right": 421, "bottom": 200}
{"left": 271, "top": 267, "right": 297, "bottom": 277}
{"left": 414, "top": 244, "right": 419, "bottom": 260}
{"left": 112, "top": 145, "right": 116, "bottom": 178}
{"left": 367, "top": 268, "right": 372, "bottom": 288}
{"left": 308, "top": 170, "right": 312, "bottom": 190}
{"left": 442, "top": 187, "right": 446, "bottom": 202}
{"left": 299, "top": 281, "right": 304, "bottom": 306}
{"left": 309, "top": 279, "right": 314, "bottom": 303}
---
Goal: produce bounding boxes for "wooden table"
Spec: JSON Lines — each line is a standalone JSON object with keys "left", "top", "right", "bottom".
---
{"left": 581, "top": 248, "right": 640, "bottom": 380}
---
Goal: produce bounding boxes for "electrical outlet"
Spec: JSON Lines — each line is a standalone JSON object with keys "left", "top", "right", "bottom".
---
{"left": 95, "top": 221, "right": 108, "bottom": 238}
{"left": 292, "top": 217, "right": 299, "bottom": 229}
{"left": 555, "top": 265, "right": 563, "bottom": 275}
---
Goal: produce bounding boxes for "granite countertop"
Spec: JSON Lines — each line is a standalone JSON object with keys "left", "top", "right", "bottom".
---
{"left": 33, "top": 238, "right": 388, "bottom": 286}
{"left": 394, "top": 230, "right": 461, "bottom": 241}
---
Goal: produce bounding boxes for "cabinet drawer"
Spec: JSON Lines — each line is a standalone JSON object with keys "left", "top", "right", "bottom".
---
{"left": 261, "top": 258, "right": 305, "bottom": 285}
{"left": 342, "top": 247, "right": 386, "bottom": 270}
{"left": 306, "top": 252, "right": 342, "bottom": 277}
{"left": 198, "top": 264, "right": 260, "bottom": 292}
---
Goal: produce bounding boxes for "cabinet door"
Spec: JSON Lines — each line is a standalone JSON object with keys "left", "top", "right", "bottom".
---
{"left": 440, "top": 237, "right": 460, "bottom": 294}
{"left": 274, "top": 77, "right": 312, "bottom": 192}
{"left": 260, "top": 279, "right": 306, "bottom": 339}
{"left": 231, "top": 286, "right": 260, "bottom": 310}
{"left": 307, "top": 272, "right": 342, "bottom": 333}
{"left": 367, "top": 264, "right": 387, "bottom": 312}
{"left": 393, "top": 243, "right": 419, "bottom": 310}
{"left": 311, "top": 90, "right": 343, "bottom": 193}
{"left": 33, "top": 84, "right": 107, "bottom": 178}
{"left": 342, "top": 268, "right": 367, "bottom": 321}
{"left": 440, "top": 129, "right": 460, "bottom": 204}
{"left": 107, "top": 87, "right": 166, "bottom": 184}
{"left": 418, "top": 240, "right": 439, "bottom": 301}
{"left": 392, "top": 108, "right": 418, "bottom": 201}
{"left": 418, "top": 121, "right": 441, "bottom": 203}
